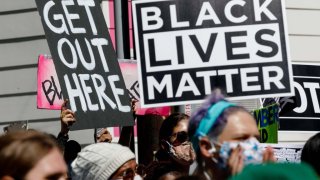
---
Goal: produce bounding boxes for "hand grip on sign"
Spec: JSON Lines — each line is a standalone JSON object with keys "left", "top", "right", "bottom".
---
{"left": 60, "top": 99, "right": 76, "bottom": 134}
{"left": 131, "top": 99, "right": 139, "bottom": 118}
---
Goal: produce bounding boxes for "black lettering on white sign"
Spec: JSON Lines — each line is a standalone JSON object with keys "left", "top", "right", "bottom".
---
{"left": 132, "top": 0, "right": 293, "bottom": 107}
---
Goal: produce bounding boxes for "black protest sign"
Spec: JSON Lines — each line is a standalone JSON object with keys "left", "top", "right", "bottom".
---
{"left": 35, "top": 0, "right": 134, "bottom": 130}
{"left": 280, "top": 63, "right": 320, "bottom": 131}
{"left": 132, "top": 0, "right": 293, "bottom": 108}
{"left": 278, "top": 96, "right": 298, "bottom": 116}
{"left": 260, "top": 96, "right": 298, "bottom": 116}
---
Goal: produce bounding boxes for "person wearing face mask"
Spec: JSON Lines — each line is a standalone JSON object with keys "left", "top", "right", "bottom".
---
{"left": 188, "top": 89, "right": 275, "bottom": 180}
{"left": 144, "top": 113, "right": 196, "bottom": 180}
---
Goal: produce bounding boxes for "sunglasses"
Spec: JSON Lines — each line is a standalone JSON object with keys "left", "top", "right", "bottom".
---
{"left": 170, "top": 131, "right": 189, "bottom": 145}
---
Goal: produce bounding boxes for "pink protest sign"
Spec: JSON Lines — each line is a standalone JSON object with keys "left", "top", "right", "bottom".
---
{"left": 119, "top": 60, "right": 171, "bottom": 116}
{"left": 37, "top": 57, "right": 170, "bottom": 116}
{"left": 37, "top": 55, "right": 64, "bottom": 110}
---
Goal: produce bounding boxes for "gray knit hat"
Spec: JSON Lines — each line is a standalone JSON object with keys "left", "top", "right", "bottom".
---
{"left": 71, "top": 143, "right": 135, "bottom": 180}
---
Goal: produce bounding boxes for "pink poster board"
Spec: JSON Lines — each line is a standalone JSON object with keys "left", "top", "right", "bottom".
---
{"left": 37, "top": 57, "right": 170, "bottom": 116}
{"left": 37, "top": 55, "right": 64, "bottom": 110}
{"left": 119, "top": 59, "right": 171, "bottom": 116}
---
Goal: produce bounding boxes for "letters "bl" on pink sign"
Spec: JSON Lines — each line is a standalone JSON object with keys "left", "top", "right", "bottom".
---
{"left": 37, "top": 54, "right": 64, "bottom": 110}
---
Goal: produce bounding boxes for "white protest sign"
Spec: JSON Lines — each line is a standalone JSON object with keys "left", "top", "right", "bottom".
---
{"left": 262, "top": 143, "right": 303, "bottom": 163}
{"left": 132, "top": 0, "right": 294, "bottom": 108}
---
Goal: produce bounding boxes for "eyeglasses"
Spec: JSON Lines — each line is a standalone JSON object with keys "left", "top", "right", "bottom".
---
{"left": 121, "top": 168, "right": 135, "bottom": 180}
{"left": 113, "top": 164, "right": 146, "bottom": 180}
{"left": 169, "top": 131, "right": 189, "bottom": 145}
{"left": 111, "top": 168, "right": 134, "bottom": 180}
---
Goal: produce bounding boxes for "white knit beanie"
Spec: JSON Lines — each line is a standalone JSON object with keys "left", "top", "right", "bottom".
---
{"left": 71, "top": 143, "right": 135, "bottom": 180}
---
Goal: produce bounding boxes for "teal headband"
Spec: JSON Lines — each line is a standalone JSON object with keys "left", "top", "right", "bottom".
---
{"left": 192, "top": 101, "right": 236, "bottom": 150}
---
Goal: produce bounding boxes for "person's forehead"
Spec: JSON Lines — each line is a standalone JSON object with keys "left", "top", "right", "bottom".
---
{"left": 172, "top": 120, "right": 188, "bottom": 133}
{"left": 37, "top": 149, "right": 67, "bottom": 171}
{"left": 218, "top": 111, "right": 259, "bottom": 141}
{"left": 119, "top": 159, "right": 137, "bottom": 170}
{"left": 26, "top": 148, "right": 67, "bottom": 178}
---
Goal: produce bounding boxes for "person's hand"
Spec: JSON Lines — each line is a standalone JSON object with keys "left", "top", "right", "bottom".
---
{"left": 96, "top": 128, "right": 113, "bottom": 143}
{"left": 131, "top": 99, "right": 138, "bottom": 117}
{"left": 227, "top": 146, "right": 244, "bottom": 175}
{"left": 263, "top": 146, "right": 276, "bottom": 162}
{"left": 60, "top": 99, "right": 76, "bottom": 135}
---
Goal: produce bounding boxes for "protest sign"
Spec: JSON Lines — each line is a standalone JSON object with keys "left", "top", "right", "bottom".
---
{"left": 132, "top": 0, "right": 294, "bottom": 108}
{"left": 36, "top": 57, "right": 171, "bottom": 116}
{"left": 280, "top": 63, "right": 320, "bottom": 131}
{"left": 254, "top": 103, "right": 279, "bottom": 143}
{"left": 260, "top": 96, "right": 297, "bottom": 116}
{"left": 35, "top": 0, "right": 134, "bottom": 130}
{"left": 37, "top": 55, "right": 64, "bottom": 110}
{"left": 118, "top": 59, "right": 171, "bottom": 116}
{"left": 262, "top": 143, "right": 303, "bottom": 163}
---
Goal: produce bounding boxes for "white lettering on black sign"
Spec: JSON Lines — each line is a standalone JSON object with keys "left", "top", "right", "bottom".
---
{"left": 35, "top": 0, "right": 134, "bottom": 130}
{"left": 132, "top": 0, "right": 293, "bottom": 107}
{"left": 280, "top": 63, "right": 320, "bottom": 131}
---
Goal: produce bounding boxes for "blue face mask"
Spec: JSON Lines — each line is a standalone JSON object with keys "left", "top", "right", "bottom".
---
{"left": 212, "top": 137, "right": 263, "bottom": 168}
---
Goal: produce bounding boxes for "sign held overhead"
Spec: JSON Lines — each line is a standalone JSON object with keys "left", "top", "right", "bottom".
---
{"left": 35, "top": 0, "right": 134, "bottom": 130}
{"left": 132, "top": 0, "right": 294, "bottom": 108}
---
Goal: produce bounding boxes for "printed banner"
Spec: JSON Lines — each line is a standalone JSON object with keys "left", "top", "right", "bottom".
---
{"left": 254, "top": 103, "right": 279, "bottom": 143}
{"left": 35, "top": 0, "right": 134, "bottom": 130}
{"left": 280, "top": 63, "right": 320, "bottom": 131}
{"left": 132, "top": 0, "right": 294, "bottom": 108}
{"left": 37, "top": 55, "right": 64, "bottom": 110}
{"left": 262, "top": 143, "right": 303, "bottom": 163}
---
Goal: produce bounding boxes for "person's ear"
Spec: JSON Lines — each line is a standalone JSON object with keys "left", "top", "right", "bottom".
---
{"left": 199, "top": 136, "right": 215, "bottom": 158}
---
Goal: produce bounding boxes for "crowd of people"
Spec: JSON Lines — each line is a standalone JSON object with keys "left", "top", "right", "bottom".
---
{"left": 0, "top": 89, "right": 320, "bottom": 180}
